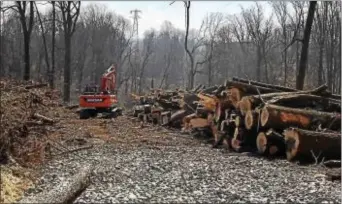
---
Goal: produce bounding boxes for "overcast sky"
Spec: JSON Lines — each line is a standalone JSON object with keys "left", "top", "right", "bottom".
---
{"left": 81, "top": 1, "right": 272, "bottom": 37}
{"left": 31, "top": 1, "right": 273, "bottom": 38}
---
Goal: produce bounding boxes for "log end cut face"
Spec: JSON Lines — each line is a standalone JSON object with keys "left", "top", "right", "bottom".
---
{"left": 245, "top": 110, "right": 254, "bottom": 130}
{"left": 260, "top": 106, "right": 269, "bottom": 127}
{"left": 284, "top": 129, "right": 300, "bottom": 161}
{"left": 256, "top": 132, "right": 267, "bottom": 154}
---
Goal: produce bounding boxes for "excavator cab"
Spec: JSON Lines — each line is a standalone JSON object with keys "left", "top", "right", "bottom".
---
{"left": 78, "top": 64, "right": 122, "bottom": 119}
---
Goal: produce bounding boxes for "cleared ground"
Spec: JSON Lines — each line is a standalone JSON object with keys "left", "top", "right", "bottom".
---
{"left": 22, "top": 115, "right": 341, "bottom": 203}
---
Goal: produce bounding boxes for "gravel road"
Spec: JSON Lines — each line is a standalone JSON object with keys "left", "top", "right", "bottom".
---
{"left": 23, "top": 116, "right": 341, "bottom": 203}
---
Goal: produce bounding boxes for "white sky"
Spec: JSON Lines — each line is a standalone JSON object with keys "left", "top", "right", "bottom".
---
{"left": 81, "top": 1, "right": 272, "bottom": 37}
{"left": 14, "top": 1, "right": 274, "bottom": 38}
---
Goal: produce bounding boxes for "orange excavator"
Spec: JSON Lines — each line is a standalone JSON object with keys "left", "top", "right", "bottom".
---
{"left": 79, "top": 64, "right": 122, "bottom": 119}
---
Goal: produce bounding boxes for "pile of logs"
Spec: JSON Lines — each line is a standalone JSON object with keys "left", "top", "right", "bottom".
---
{"left": 130, "top": 77, "right": 341, "bottom": 162}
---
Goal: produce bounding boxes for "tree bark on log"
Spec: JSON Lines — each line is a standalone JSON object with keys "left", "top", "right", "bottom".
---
{"left": 260, "top": 104, "right": 341, "bottom": 131}
{"left": 238, "top": 85, "right": 330, "bottom": 115}
{"left": 225, "top": 80, "right": 283, "bottom": 95}
{"left": 19, "top": 165, "right": 93, "bottom": 204}
{"left": 232, "top": 77, "right": 298, "bottom": 92}
{"left": 267, "top": 94, "right": 341, "bottom": 112}
{"left": 284, "top": 127, "right": 341, "bottom": 161}
{"left": 168, "top": 109, "right": 189, "bottom": 127}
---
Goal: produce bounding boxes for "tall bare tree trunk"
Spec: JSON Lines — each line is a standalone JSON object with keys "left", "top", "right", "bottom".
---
{"left": 64, "top": 34, "right": 71, "bottom": 102}
{"left": 296, "top": 1, "right": 317, "bottom": 90}
{"left": 17, "top": 2, "right": 35, "bottom": 81}
{"left": 51, "top": 1, "right": 56, "bottom": 89}
{"left": 183, "top": 1, "right": 195, "bottom": 89}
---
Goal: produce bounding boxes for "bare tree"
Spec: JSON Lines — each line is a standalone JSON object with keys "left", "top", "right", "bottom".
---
{"left": 50, "top": 1, "right": 56, "bottom": 88}
{"left": 138, "top": 30, "right": 155, "bottom": 94}
{"left": 271, "top": 2, "right": 290, "bottom": 85}
{"left": 202, "top": 12, "right": 223, "bottom": 86}
{"left": 241, "top": 3, "right": 274, "bottom": 81}
{"left": 34, "top": 2, "right": 50, "bottom": 82}
{"left": 57, "top": 1, "right": 81, "bottom": 102}
{"left": 296, "top": 1, "right": 317, "bottom": 90}
{"left": 15, "top": 1, "right": 35, "bottom": 80}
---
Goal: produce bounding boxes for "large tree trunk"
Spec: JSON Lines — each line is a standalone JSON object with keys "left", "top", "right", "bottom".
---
{"left": 296, "top": 1, "right": 317, "bottom": 90}
{"left": 260, "top": 104, "right": 341, "bottom": 131}
{"left": 23, "top": 32, "right": 31, "bottom": 80}
{"left": 284, "top": 127, "right": 341, "bottom": 161}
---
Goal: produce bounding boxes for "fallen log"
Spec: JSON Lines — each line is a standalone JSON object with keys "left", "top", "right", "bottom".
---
{"left": 260, "top": 104, "right": 341, "bottom": 131}
{"left": 167, "top": 109, "right": 189, "bottom": 127}
{"left": 283, "top": 128, "right": 341, "bottom": 161}
{"left": 32, "top": 113, "right": 54, "bottom": 124}
{"left": 19, "top": 165, "right": 93, "bottom": 204}
{"left": 25, "top": 83, "right": 48, "bottom": 89}
{"left": 228, "top": 87, "right": 243, "bottom": 108}
{"left": 225, "top": 80, "right": 282, "bottom": 95}
{"left": 232, "top": 77, "right": 298, "bottom": 92}
{"left": 200, "top": 86, "right": 218, "bottom": 94}
{"left": 267, "top": 94, "right": 341, "bottom": 112}
{"left": 238, "top": 85, "right": 331, "bottom": 115}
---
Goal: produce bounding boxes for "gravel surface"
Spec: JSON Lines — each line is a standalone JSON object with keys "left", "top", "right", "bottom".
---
{"left": 23, "top": 116, "right": 341, "bottom": 203}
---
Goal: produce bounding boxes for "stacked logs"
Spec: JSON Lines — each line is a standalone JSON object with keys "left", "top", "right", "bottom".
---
{"left": 130, "top": 77, "right": 341, "bottom": 162}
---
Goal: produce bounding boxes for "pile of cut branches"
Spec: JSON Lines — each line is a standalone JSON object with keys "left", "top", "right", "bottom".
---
{"left": 0, "top": 78, "right": 67, "bottom": 166}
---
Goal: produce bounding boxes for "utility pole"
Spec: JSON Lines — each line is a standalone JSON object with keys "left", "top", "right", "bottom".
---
{"left": 130, "top": 9, "right": 142, "bottom": 92}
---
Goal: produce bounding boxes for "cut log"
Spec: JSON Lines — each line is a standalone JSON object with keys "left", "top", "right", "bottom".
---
{"left": 32, "top": 113, "right": 54, "bottom": 124}
{"left": 232, "top": 77, "right": 298, "bottom": 92}
{"left": 182, "top": 113, "right": 198, "bottom": 131}
{"left": 260, "top": 104, "right": 341, "bottom": 131}
{"left": 189, "top": 118, "right": 209, "bottom": 129}
{"left": 269, "top": 94, "right": 340, "bottom": 113}
{"left": 232, "top": 78, "right": 330, "bottom": 96}
{"left": 200, "top": 86, "right": 218, "bottom": 94}
{"left": 228, "top": 87, "right": 243, "bottom": 108}
{"left": 256, "top": 129, "right": 286, "bottom": 156}
{"left": 197, "top": 93, "right": 218, "bottom": 112}
{"left": 225, "top": 80, "right": 283, "bottom": 95}
{"left": 19, "top": 165, "right": 93, "bottom": 204}
{"left": 168, "top": 109, "right": 189, "bottom": 127}
{"left": 231, "top": 127, "right": 241, "bottom": 152}
{"left": 238, "top": 85, "right": 332, "bottom": 116}
{"left": 283, "top": 128, "right": 341, "bottom": 161}
{"left": 244, "top": 110, "right": 259, "bottom": 130}
{"left": 264, "top": 129, "right": 286, "bottom": 157}
{"left": 256, "top": 132, "right": 267, "bottom": 155}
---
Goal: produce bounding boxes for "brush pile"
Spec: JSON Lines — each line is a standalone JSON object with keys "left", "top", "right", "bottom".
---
{"left": 0, "top": 78, "right": 66, "bottom": 166}
{"left": 130, "top": 77, "right": 341, "bottom": 162}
